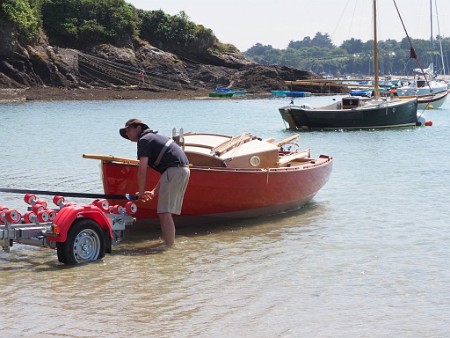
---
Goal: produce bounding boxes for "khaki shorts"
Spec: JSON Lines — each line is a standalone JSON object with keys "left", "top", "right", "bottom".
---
{"left": 157, "top": 166, "right": 190, "bottom": 214}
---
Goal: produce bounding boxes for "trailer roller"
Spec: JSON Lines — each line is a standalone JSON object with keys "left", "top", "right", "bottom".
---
{"left": 0, "top": 194, "right": 137, "bottom": 265}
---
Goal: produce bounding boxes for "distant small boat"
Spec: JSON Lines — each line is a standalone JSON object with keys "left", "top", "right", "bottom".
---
{"left": 399, "top": 89, "right": 448, "bottom": 109}
{"left": 349, "top": 88, "right": 373, "bottom": 97}
{"left": 396, "top": 76, "right": 448, "bottom": 97}
{"left": 271, "top": 90, "right": 311, "bottom": 97}
{"left": 209, "top": 92, "right": 234, "bottom": 98}
{"left": 285, "top": 91, "right": 312, "bottom": 97}
{"left": 215, "top": 87, "right": 233, "bottom": 93}
{"left": 230, "top": 89, "right": 247, "bottom": 95}
{"left": 272, "top": 90, "right": 288, "bottom": 97}
{"left": 213, "top": 87, "right": 247, "bottom": 96}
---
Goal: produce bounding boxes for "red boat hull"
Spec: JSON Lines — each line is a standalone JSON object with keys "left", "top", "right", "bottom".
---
{"left": 101, "top": 156, "right": 333, "bottom": 225}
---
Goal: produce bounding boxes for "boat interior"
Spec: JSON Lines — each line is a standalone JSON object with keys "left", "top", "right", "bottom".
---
{"left": 82, "top": 132, "right": 316, "bottom": 170}
{"left": 176, "top": 132, "right": 312, "bottom": 169}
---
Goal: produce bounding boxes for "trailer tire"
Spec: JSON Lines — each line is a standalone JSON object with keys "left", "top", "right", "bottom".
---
{"left": 56, "top": 219, "right": 106, "bottom": 265}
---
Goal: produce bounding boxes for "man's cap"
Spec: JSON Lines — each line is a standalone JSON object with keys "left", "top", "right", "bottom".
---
{"left": 119, "top": 118, "right": 149, "bottom": 139}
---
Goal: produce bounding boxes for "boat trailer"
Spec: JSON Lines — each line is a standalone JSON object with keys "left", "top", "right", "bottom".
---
{"left": 0, "top": 194, "right": 137, "bottom": 265}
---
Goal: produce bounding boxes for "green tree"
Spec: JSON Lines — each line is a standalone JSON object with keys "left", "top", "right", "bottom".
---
{"left": 311, "top": 32, "right": 334, "bottom": 49}
{"left": 250, "top": 46, "right": 282, "bottom": 65}
{"left": 0, "top": 0, "right": 39, "bottom": 40}
{"left": 288, "top": 36, "right": 312, "bottom": 49}
{"left": 340, "top": 38, "right": 364, "bottom": 54}
{"left": 246, "top": 43, "right": 276, "bottom": 58}
{"left": 139, "top": 10, "right": 221, "bottom": 59}
{"left": 41, "top": 0, "right": 138, "bottom": 48}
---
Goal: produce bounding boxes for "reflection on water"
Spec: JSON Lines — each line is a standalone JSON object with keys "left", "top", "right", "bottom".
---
{"left": 1, "top": 202, "right": 329, "bottom": 337}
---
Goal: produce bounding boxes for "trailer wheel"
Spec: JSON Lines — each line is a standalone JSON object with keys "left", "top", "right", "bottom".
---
{"left": 56, "top": 219, "right": 106, "bottom": 265}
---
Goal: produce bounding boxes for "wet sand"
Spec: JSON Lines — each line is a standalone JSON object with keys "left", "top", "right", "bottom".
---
{"left": 0, "top": 86, "right": 214, "bottom": 102}
{"left": 0, "top": 86, "right": 271, "bottom": 102}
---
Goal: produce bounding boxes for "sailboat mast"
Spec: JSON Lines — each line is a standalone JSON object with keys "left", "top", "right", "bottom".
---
{"left": 430, "top": 0, "right": 433, "bottom": 41}
{"left": 373, "top": 0, "right": 379, "bottom": 97}
{"left": 434, "top": 0, "right": 446, "bottom": 76}
{"left": 431, "top": 0, "right": 446, "bottom": 77}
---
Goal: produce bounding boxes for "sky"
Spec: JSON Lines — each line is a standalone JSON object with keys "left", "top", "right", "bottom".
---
{"left": 126, "top": 0, "right": 449, "bottom": 52}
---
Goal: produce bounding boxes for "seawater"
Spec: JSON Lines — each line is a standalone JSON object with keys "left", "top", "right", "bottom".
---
{"left": 1, "top": 95, "right": 450, "bottom": 337}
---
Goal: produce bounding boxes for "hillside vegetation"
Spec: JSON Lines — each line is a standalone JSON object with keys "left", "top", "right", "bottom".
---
{"left": 0, "top": 0, "right": 320, "bottom": 95}
{"left": 246, "top": 33, "right": 449, "bottom": 77}
{"left": 2, "top": 0, "right": 447, "bottom": 84}
{"left": 1, "top": 0, "right": 234, "bottom": 58}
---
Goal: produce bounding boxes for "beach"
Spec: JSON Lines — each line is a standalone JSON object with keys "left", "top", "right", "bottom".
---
{"left": 0, "top": 86, "right": 275, "bottom": 102}
{"left": 0, "top": 86, "right": 216, "bottom": 102}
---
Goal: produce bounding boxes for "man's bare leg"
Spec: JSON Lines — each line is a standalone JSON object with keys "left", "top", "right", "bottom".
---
{"left": 159, "top": 212, "right": 175, "bottom": 246}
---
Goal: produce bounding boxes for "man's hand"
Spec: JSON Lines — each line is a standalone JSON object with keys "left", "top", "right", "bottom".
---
{"left": 136, "top": 190, "right": 154, "bottom": 203}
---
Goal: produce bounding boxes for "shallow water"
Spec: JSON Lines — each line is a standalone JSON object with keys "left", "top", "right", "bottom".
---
{"left": 1, "top": 95, "right": 450, "bottom": 337}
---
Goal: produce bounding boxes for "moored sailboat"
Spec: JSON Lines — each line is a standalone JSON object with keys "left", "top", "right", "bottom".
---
{"left": 394, "top": 0, "right": 448, "bottom": 107}
{"left": 399, "top": 89, "right": 448, "bottom": 110}
{"left": 278, "top": 0, "right": 421, "bottom": 131}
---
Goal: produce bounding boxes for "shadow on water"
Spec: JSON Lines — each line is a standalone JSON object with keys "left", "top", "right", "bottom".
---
{"left": 0, "top": 249, "right": 96, "bottom": 272}
{"left": 114, "top": 199, "right": 330, "bottom": 251}
{"left": 0, "top": 200, "right": 330, "bottom": 270}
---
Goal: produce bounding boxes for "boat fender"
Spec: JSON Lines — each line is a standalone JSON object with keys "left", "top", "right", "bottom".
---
{"left": 425, "top": 120, "right": 433, "bottom": 126}
{"left": 416, "top": 114, "right": 426, "bottom": 126}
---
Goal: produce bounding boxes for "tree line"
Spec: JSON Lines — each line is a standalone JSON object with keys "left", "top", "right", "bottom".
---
{"left": 1, "top": 1, "right": 448, "bottom": 77}
{"left": 244, "top": 32, "right": 450, "bottom": 77}
{"left": 0, "top": 0, "right": 236, "bottom": 59}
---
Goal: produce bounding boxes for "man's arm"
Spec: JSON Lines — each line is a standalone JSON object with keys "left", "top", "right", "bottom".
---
{"left": 137, "top": 156, "right": 149, "bottom": 197}
{"left": 137, "top": 156, "right": 160, "bottom": 202}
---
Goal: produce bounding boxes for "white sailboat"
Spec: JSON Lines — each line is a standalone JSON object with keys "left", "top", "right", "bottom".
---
{"left": 396, "top": 0, "right": 448, "bottom": 108}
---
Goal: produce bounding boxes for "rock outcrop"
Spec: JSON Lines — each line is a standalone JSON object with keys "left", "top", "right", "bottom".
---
{"left": 0, "top": 29, "right": 338, "bottom": 95}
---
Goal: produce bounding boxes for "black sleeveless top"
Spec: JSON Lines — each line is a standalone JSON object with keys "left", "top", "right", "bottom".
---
{"left": 137, "top": 130, "right": 189, "bottom": 173}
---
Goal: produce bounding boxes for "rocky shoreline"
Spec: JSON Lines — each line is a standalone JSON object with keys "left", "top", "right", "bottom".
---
{"left": 0, "top": 86, "right": 276, "bottom": 102}
{"left": 1, "top": 18, "right": 348, "bottom": 104}
{"left": 1, "top": 38, "right": 332, "bottom": 103}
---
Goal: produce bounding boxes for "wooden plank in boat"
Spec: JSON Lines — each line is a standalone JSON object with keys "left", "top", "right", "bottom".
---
{"left": 277, "top": 150, "right": 310, "bottom": 166}
{"left": 212, "top": 133, "right": 255, "bottom": 156}
{"left": 276, "top": 134, "right": 300, "bottom": 147}
{"left": 83, "top": 154, "right": 139, "bottom": 165}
